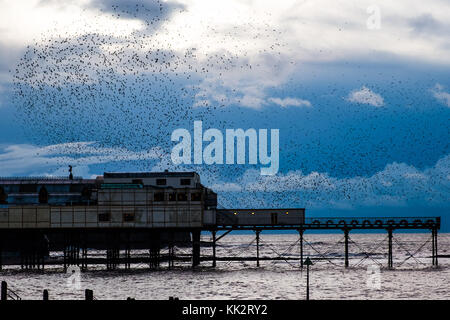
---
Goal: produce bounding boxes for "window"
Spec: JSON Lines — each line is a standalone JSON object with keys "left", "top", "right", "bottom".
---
{"left": 81, "top": 187, "right": 91, "bottom": 197}
{"left": 69, "top": 184, "right": 81, "bottom": 192}
{"left": 156, "top": 179, "right": 166, "bottom": 186}
{"left": 0, "top": 186, "right": 7, "bottom": 204}
{"left": 180, "top": 178, "right": 191, "bottom": 186}
{"left": 132, "top": 179, "right": 143, "bottom": 185}
{"left": 98, "top": 212, "right": 110, "bottom": 222}
{"left": 154, "top": 192, "right": 165, "bottom": 202}
{"left": 38, "top": 186, "right": 49, "bottom": 204}
{"left": 177, "top": 193, "right": 188, "bottom": 201}
{"left": 191, "top": 192, "right": 202, "bottom": 201}
{"left": 168, "top": 193, "right": 176, "bottom": 201}
{"left": 19, "top": 184, "right": 37, "bottom": 193}
{"left": 123, "top": 213, "right": 135, "bottom": 222}
{"left": 271, "top": 213, "right": 278, "bottom": 225}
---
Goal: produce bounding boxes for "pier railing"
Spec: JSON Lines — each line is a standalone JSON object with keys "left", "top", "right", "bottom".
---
{"left": 215, "top": 216, "right": 440, "bottom": 230}
{"left": 303, "top": 216, "right": 440, "bottom": 229}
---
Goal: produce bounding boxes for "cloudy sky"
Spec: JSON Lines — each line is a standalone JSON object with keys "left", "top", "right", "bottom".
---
{"left": 0, "top": 0, "right": 449, "bottom": 227}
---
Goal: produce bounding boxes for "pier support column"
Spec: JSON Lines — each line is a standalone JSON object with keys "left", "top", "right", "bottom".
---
{"left": 344, "top": 229, "right": 349, "bottom": 268}
{"left": 431, "top": 228, "right": 435, "bottom": 266}
{"left": 435, "top": 228, "right": 438, "bottom": 267}
{"left": 168, "top": 231, "right": 174, "bottom": 269}
{"left": 124, "top": 231, "right": 131, "bottom": 270}
{"left": 212, "top": 230, "right": 217, "bottom": 268}
{"left": 299, "top": 229, "right": 304, "bottom": 269}
{"left": 124, "top": 247, "right": 131, "bottom": 270}
{"left": 63, "top": 231, "right": 80, "bottom": 270}
{"left": 432, "top": 228, "right": 438, "bottom": 267}
{"left": 149, "top": 231, "right": 161, "bottom": 270}
{"left": 387, "top": 228, "right": 393, "bottom": 269}
{"left": 106, "top": 231, "right": 120, "bottom": 270}
{"left": 81, "top": 246, "right": 88, "bottom": 271}
{"left": 192, "top": 230, "right": 201, "bottom": 268}
{"left": 255, "top": 230, "right": 261, "bottom": 267}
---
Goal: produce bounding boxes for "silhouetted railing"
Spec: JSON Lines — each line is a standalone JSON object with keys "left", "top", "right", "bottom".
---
{"left": 304, "top": 217, "right": 440, "bottom": 229}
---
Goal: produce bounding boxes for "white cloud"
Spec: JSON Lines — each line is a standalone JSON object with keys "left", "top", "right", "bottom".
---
{"left": 430, "top": 83, "right": 450, "bottom": 107}
{"left": 211, "top": 154, "right": 450, "bottom": 209}
{"left": 268, "top": 97, "right": 311, "bottom": 108}
{"left": 347, "top": 86, "right": 384, "bottom": 106}
{"left": 2, "top": 141, "right": 448, "bottom": 210}
{"left": 0, "top": 142, "right": 164, "bottom": 176}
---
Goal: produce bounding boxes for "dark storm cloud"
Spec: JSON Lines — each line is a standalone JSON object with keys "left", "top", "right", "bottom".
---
{"left": 88, "top": 0, "right": 185, "bottom": 22}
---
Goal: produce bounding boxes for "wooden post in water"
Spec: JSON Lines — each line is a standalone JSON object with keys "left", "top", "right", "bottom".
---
{"left": 1, "top": 281, "right": 7, "bottom": 301}
{"left": 43, "top": 289, "right": 49, "bottom": 301}
{"left": 85, "top": 289, "right": 93, "bottom": 301}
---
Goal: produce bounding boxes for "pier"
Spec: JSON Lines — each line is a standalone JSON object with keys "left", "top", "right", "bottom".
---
{"left": 0, "top": 216, "right": 441, "bottom": 271}
{"left": 0, "top": 172, "right": 442, "bottom": 272}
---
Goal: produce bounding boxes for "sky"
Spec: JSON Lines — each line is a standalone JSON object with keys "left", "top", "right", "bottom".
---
{"left": 0, "top": 0, "right": 449, "bottom": 229}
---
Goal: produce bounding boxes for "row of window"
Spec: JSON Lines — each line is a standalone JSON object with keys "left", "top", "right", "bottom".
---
{"left": 98, "top": 212, "right": 135, "bottom": 222}
{"left": 154, "top": 192, "right": 201, "bottom": 202}
{"left": 0, "top": 185, "right": 87, "bottom": 193}
{"left": 131, "top": 178, "right": 191, "bottom": 186}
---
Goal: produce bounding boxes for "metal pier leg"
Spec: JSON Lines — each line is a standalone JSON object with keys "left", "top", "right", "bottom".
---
{"left": 344, "top": 229, "right": 349, "bottom": 268}
{"left": 435, "top": 228, "right": 438, "bottom": 267}
{"left": 192, "top": 230, "right": 201, "bottom": 268}
{"left": 432, "top": 228, "right": 438, "bottom": 267}
{"left": 106, "top": 248, "right": 110, "bottom": 270}
{"left": 388, "top": 228, "right": 393, "bottom": 269}
{"left": 431, "top": 228, "right": 435, "bottom": 266}
{"left": 63, "top": 246, "right": 67, "bottom": 271}
{"left": 212, "top": 230, "right": 217, "bottom": 268}
{"left": 255, "top": 230, "right": 261, "bottom": 267}
{"left": 299, "top": 229, "right": 304, "bottom": 269}
{"left": 82, "top": 246, "right": 87, "bottom": 271}
{"left": 125, "top": 231, "right": 131, "bottom": 270}
{"left": 149, "top": 231, "right": 161, "bottom": 270}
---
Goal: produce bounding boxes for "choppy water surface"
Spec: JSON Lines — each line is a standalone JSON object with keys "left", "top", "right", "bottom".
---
{"left": 1, "top": 233, "right": 449, "bottom": 300}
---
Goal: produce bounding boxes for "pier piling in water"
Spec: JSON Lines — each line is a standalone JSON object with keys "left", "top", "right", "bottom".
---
{"left": 255, "top": 230, "right": 261, "bottom": 267}
{"left": 388, "top": 228, "right": 393, "bottom": 269}
{"left": 212, "top": 230, "right": 217, "bottom": 268}
{"left": 43, "top": 289, "right": 49, "bottom": 301}
{"left": 344, "top": 229, "right": 350, "bottom": 268}
{"left": 432, "top": 227, "right": 439, "bottom": 267}
{"left": 299, "top": 229, "right": 304, "bottom": 269}
{"left": 192, "top": 230, "right": 201, "bottom": 268}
